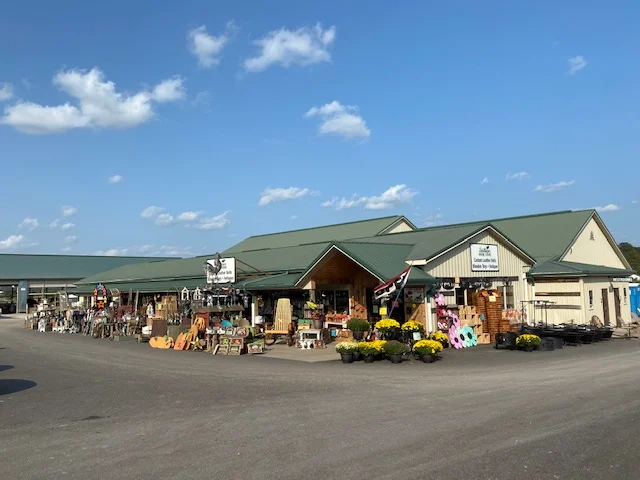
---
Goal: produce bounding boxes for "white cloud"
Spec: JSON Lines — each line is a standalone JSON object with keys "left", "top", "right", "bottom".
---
{"left": 64, "top": 235, "right": 78, "bottom": 244}
{"left": 632, "top": 200, "right": 638, "bottom": 205}
{"left": 481, "top": 177, "right": 489, "bottom": 185}
{"left": 94, "top": 248, "right": 129, "bottom": 256}
{"left": 140, "top": 205, "right": 165, "bottom": 218}
{"left": 0, "top": 234, "right": 37, "bottom": 251}
{"left": 155, "top": 213, "right": 174, "bottom": 226}
{"left": 290, "top": 215, "right": 298, "bottom": 220}
{"left": 192, "top": 90, "right": 212, "bottom": 108}
{"left": 595, "top": 204, "right": 620, "bottom": 213}
{"left": 60, "top": 222, "right": 75, "bottom": 230}
{"left": 568, "top": 55, "right": 587, "bottom": 75}
{"left": 1, "top": 68, "right": 184, "bottom": 134}
{"left": 108, "top": 174, "right": 123, "bottom": 184}
{"left": 322, "top": 184, "right": 417, "bottom": 211}
{"left": 423, "top": 212, "right": 444, "bottom": 227}
{"left": 305, "top": 100, "right": 370, "bottom": 139}
{"left": 194, "top": 211, "right": 230, "bottom": 230}
{"left": 49, "top": 219, "right": 60, "bottom": 228}
{"left": 0, "top": 82, "right": 13, "bottom": 101}
{"left": 155, "top": 245, "right": 194, "bottom": 257}
{"left": 61, "top": 205, "right": 78, "bottom": 217}
{"left": 18, "top": 217, "right": 39, "bottom": 230}
{"left": 151, "top": 76, "right": 186, "bottom": 102}
{"left": 188, "top": 23, "right": 234, "bottom": 68}
{"left": 534, "top": 180, "right": 576, "bottom": 193}
{"left": 506, "top": 171, "right": 529, "bottom": 181}
{"left": 244, "top": 23, "right": 336, "bottom": 72}
{"left": 258, "top": 187, "right": 313, "bottom": 206}
{"left": 177, "top": 211, "right": 201, "bottom": 221}
{"left": 61, "top": 246, "right": 73, "bottom": 253}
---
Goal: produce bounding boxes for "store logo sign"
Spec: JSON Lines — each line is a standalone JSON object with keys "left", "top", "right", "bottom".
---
{"left": 471, "top": 243, "right": 499, "bottom": 272}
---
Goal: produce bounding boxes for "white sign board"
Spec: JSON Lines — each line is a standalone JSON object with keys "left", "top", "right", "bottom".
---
{"left": 471, "top": 244, "right": 499, "bottom": 272}
{"left": 206, "top": 257, "right": 236, "bottom": 284}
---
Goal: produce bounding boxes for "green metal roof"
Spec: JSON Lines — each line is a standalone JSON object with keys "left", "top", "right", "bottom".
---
{"left": 70, "top": 278, "right": 205, "bottom": 295}
{"left": 224, "top": 215, "right": 409, "bottom": 253}
{"left": 335, "top": 242, "right": 436, "bottom": 284}
{"left": 0, "top": 254, "right": 173, "bottom": 281}
{"left": 238, "top": 272, "right": 304, "bottom": 290}
{"left": 529, "top": 259, "right": 634, "bottom": 278}
{"left": 348, "top": 210, "right": 594, "bottom": 263}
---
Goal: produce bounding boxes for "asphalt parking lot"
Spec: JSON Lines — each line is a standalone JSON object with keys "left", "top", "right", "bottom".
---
{"left": 1, "top": 316, "right": 639, "bottom": 480}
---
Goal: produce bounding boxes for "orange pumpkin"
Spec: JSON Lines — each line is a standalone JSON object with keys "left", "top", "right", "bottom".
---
{"left": 150, "top": 336, "right": 174, "bottom": 349}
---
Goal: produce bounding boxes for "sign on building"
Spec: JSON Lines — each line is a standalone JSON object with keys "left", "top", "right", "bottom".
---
{"left": 470, "top": 244, "right": 499, "bottom": 272}
{"left": 206, "top": 257, "right": 236, "bottom": 284}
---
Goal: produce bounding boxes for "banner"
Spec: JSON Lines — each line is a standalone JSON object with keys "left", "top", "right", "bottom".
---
{"left": 374, "top": 266, "right": 411, "bottom": 300}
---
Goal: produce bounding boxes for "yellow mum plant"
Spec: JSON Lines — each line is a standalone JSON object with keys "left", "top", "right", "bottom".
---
{"left": 375, "top": 319, "right": 401, "bottom": 332}
{"left": 516, "top": 334, "right": 541, "bottom": 346}
{"left": 413, "top": 339, "right": 444, "bottom": 356}
{"left": 358, "top": 341, "right": 385, "bottom": 356}
{"left": 430, "top": 331, "right": 449, "bottom": 343}
{"left": 401, "top": 320, "right": 425, "bottom": 332}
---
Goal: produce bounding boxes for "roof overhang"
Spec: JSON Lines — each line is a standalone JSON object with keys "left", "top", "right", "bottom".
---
{"left": 294, "top": 245, "right": 384, "bottom": 288}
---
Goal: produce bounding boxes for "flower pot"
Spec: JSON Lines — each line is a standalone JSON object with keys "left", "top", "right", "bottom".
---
{"left": 421, "top": 355, "right": 436, "bottom": 363}
{"left": 352, "top": 331, "right": 364, "bottom": 341}
{"left": 353, "top": 351, "right": 362, "bottom": 361}
{"left": 363, "top": 354, "right": 376, "bottom": 363}
{"left": 524, "top": 345, "right": 534, "bottom": 352}
{"left": 340, "top": 353, "right": 354, "bottom": 364}
{"left": 388, "top": 354, "right": 403, "bottom": 364}
{"left": 312, "top": 319, "right": 323, "bottom": 330}
{"left": 441, "top": 341, "right": 449, "bottom": 349}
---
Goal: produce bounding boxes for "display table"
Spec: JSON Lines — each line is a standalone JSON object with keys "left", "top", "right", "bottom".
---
{"left": 298, "top": 329, "right": 322, "bottom": 342}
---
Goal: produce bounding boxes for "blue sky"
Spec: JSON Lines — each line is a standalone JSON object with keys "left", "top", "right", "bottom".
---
{"left": 1, "top": 1, "right": 639, "bottom": 257}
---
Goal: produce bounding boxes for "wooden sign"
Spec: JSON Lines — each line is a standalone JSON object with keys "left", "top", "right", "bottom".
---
{"left": 248, "top": 342, "right": 264, "bottom": 354}
{"left": 235, "top": 327, "right": 249, "bottom": 337}
{"left": 215, "top": 345, "right": 229, "bottom": 355}
{"left": 228, "top": 345, "right": 241, "bottom": 355}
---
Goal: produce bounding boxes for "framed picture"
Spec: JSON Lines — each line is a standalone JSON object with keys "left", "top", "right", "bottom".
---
{"left": 215, "top": 345, "right": 229, "bottom": 355}
{"left": 235, "top": 327, "right": 249, "bottom": 337}
{"left": 224, "top": 327, "right": 236, "bottom": 336}
{"left": 220, "top": 337, "right": 231, "bottom": 345}
{"left": 248, "top": 343, "right": 264, "bottom": 354}
{"left": 228, "top": 345, "right": 242, "bottom": 355}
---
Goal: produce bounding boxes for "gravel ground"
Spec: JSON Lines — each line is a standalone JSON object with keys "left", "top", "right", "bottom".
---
{"left": 1, "top": 315, "right": 639, "bottom": 480}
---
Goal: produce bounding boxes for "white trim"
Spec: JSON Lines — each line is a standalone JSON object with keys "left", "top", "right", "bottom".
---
{"left": 418, "top": 225, "right": 536, "bottom": 266}
{"left": 406, "top": 259, "right": 427, "bottom": 266}
{"left": 294, "top": 245, "right": 384, "bottom": 287}
{"left": 378, "top": 216, "right": 417, "bottom": 234}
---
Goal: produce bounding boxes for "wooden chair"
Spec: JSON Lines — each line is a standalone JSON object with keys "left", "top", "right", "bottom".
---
{"left": 265, "top": 298, "right": 294, "bottom": 346}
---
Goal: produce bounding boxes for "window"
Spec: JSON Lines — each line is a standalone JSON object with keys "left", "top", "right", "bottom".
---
{"left": 624, "top": 288, "right": 627, "bottom": 304}
{"left": 320, "top": 289, "right": 350, "bottom": 314}
{"left": 589, "top": 231, "right": 595, "bottom": 241}
{"left": 588, "top": 290, "right": 594, "bottom": 309}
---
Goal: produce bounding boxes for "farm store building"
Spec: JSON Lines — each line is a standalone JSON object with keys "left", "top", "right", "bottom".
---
{"left": 0, "top": 254, "right": 171, "bottom": 313}
{"left": 72, "top": 210, "right": 634, "bottom": 330}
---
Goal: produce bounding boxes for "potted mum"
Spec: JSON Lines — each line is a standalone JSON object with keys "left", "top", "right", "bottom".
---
{"left": 375, "top": 319, "right": 401, "bottom": 340}
{"left": 336, "top": 341, "right": 359, "bottom": 363}
{"left": 383, "top": 340, "right": 409, "bottom": 364}
{"left": 346, "top": 319, "right": 371, "bottom": 341}
{"left": 413, "top": 339, "right": 443, "bottom": 363}
{"left": 358, "top": 341, "right": 382, "bottom": 363}
{"left": 516, "top": 334, "right": 541, "bottom": 352}
{"left": 430, "top": 331, "right": 449, "bottom": 348}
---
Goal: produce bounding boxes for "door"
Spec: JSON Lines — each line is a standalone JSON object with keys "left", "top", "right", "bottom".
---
{"left": 613, "top": 288, "right": 622, "bottom": 327}
{"left": 601, "top": 288, "right": 610, "bottom": 326}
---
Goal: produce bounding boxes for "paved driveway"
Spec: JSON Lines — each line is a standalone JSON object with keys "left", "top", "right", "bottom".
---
{"left": 1, "top": 316, "right": 639, "bottom": 480}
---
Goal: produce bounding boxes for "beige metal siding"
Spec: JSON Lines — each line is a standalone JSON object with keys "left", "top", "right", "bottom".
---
{"left": 582, "top": 278, "right": 631, "bottom": 326}
{"left": 531, "top": 280, "right": 584, "bottom": 325}
{"left": 562, "top": 218, "right": 626, "bottom": 268}
{"left": 386, "top": 221, "right": 414, "bottom": 234}
{"left": 425, "top": 231, "right": 531, "bottom": 278}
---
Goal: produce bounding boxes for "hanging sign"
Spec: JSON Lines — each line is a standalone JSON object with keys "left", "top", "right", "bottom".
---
{"left": 471, "top": 244, "right": 499, "bottom": 272}
{"left": 206, "top": 257, "right": 236, "bottom": 284}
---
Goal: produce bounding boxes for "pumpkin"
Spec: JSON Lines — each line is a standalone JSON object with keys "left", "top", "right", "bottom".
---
{"left": 174, "top": 332, "right": 188, "bottom": 350}
{"left": 150, "top": 336, "right": 174, "bottom": 349}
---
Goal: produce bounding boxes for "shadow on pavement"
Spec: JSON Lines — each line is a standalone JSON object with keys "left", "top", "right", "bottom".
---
{"left": 0, "top": 379, "right": 37, "bottom": 395}
{"left": 0, "top": 365, "right": 14, "bottom": 372}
